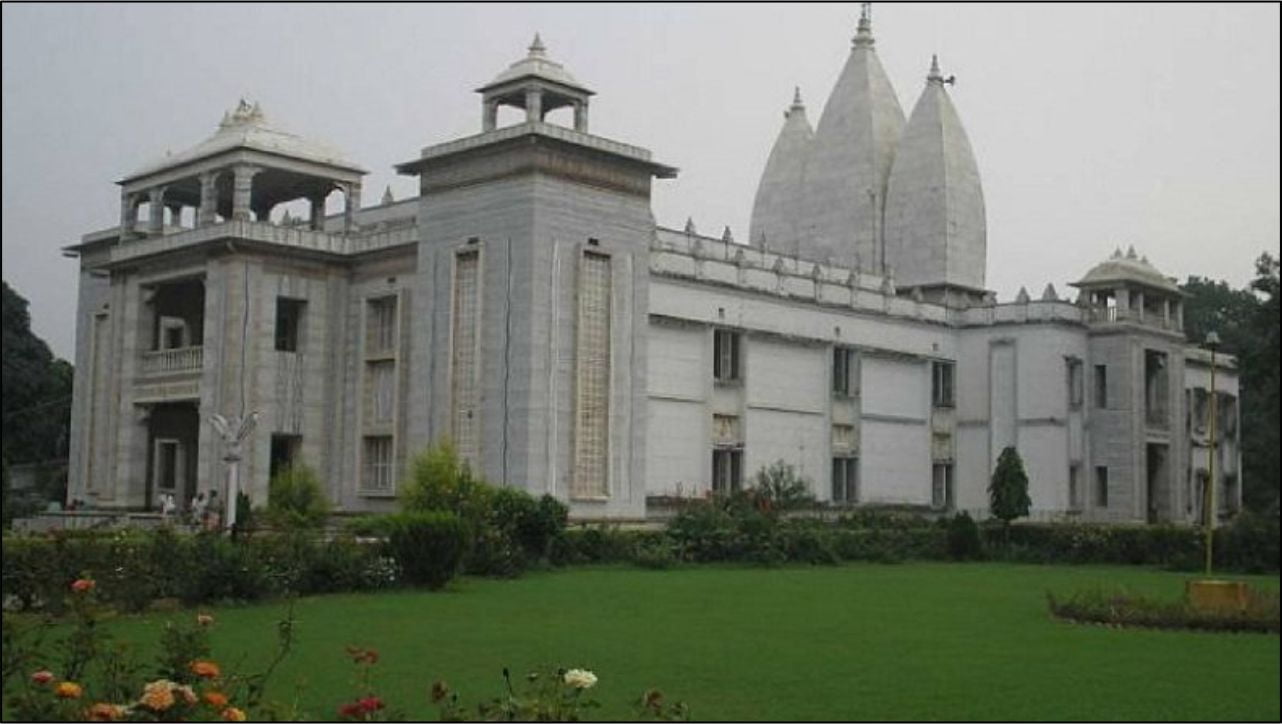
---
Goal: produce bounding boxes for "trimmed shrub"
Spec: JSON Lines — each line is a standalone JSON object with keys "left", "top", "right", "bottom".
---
{"left": 266, "top": 464, "right": 330, "bottom": 530}
{"left": 382, "top": 511, "right": 467, "bottom": 590}
{"left": 1047, "top": 587, "right": 1280, "bottom": 634}
{"left": 400, "top": 441, "right": 492, "bottom": 524}
{"left": 946, "top": 512, "right": 984, "bottom": 561}
{"left": 1218, "top": 511, "right": 1280, "bottom": 573}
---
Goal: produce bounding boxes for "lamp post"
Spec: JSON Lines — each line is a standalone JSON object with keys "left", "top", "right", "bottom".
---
{"left": 1203, "top": 330, "right": 1220, "bottom": 576}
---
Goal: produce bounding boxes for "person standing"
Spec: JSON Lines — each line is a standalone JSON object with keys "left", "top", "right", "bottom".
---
{"left": 191, "top": 491, "right": 207, "bottom": 529}
{"left": 206, "top": 490, "right": 222, "bottom": 531}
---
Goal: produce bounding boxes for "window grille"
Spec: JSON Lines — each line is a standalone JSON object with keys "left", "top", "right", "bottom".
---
{"left": 932, "top": 463, "right": 954, "bottom": 509}
{"left": 832, "top": 457, "right": 859, "bottom": 504}
{"left": 713, "top": 329, "right": 741, "bottom": 382}
{"left": 833, "top": 347, "right": 859, "bottom": 396}
{"left": 711, "top": 448, "right": 743, "bottom": 493}
{"left": 451, "top": 251, "right": 481, "bottom": 467}
{"left": 367, "top": 360, "right": 396, "bottom": 425}
{"left": 572, "top": 251, "right": 611, "bottom": 498}
{"left": 366, "top": 296, "right": 398, "bottom": 355}
{"left": 931, "top": 361, "right": 954, "bottom": 408}
{"left": 362, "top": 436, "right": 393, "bottom": 492}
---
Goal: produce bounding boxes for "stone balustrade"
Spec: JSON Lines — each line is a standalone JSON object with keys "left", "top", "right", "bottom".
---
{"left": 109, "top": 220, "right": 417, "bottom": 264}
{"left": 140, "top": 346, "right": 203, "bottom": 375}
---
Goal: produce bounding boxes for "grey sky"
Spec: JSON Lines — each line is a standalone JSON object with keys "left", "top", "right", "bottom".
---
{"left": 3, "top": 3, "right": 1278, "bottom": 361}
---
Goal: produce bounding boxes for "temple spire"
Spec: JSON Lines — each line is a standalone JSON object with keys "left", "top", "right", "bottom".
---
{"left": 928, "top": 54, "right": 942, "bottom": 82}
{"left": 791, "top": 86, "right": 804, "bottom": 111}
{"left": 854, "top": 2, "right": 874, "bottom": 48}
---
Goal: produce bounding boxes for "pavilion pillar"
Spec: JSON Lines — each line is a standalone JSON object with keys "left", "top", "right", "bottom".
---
{"left": 231, "top": 165, "right": 259, "bottom": 222}
{"left": 525, "top": 88, "right": 543, "bottom": 123}
{"left": 482, "top": 99, "right": 499, "bottom": 132}
{"left": 309, "top": 193, "right": 326, "bottom": 231}
{"left": 343, "top": 182, "right": 362, "bottom": 233}
{"left": 574, "top": 99, "right": 589, "bottom": 132}
{"left": 120, "top": 192, "right": 138, "bottom": 240}
{"left": 148, "top": 187, "right": 166, "bottom": 235}
{"left": 197, "top": 172, "right": 218, "bottom": 227}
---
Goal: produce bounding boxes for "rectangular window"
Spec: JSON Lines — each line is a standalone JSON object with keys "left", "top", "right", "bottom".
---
{"left": 713, "top": 329, "right": 741, "bottom": 383}
{"left": 451, "top": 251, "right": 481, "bottom": 466}
{"left": 366, "top": 360, "right": 396, "bottom": 425}
{"left": 153, "top": 439, "right": 181, "bottom": 492}
{"left": 833, "top": 347, "right": 859, "bottom": 396}
{"left": 711, "top": 448, "right": 743, "bottom": 494}
{"left": 275, "top": 298, "right": 306, "bottom": 352}
{"left": 269, "top": 434, "right": 302, "bottom": 480}
{"left": 366, "top": 296, "right": 398, "bottom": 356}
{"left": 362, "top": 435, "right": 393, "bottom": 493}
{"left": 572, "top": 251, "right": 611, "bottom": 498}
{"left": 832, "top": 457, "right": 859, "bottom": 504}
{"left": 1068, "top": 464, "right": 1081, "bottom": 510}
{"left": 1094, "top": 365, "right": 1108, "bottom": 409}
{"left": 932, "top": 463, "right": 954, "bottom": 510}
{"left": 1067, "top": 358, "right": 1083, "bottom": 409}
{"left": 1095, "top": 466, "right": 1109, "bottom": 508}
{"left": 932, "top": 361, "right": 955, "bottom": 408}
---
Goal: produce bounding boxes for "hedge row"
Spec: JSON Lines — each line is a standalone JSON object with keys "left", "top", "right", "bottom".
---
{"left": 1047, "top": 587, "right": 1280, "bottom": 634}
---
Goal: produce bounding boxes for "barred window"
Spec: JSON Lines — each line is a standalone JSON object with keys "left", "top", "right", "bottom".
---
{"left": 832, "top": 457, "right": 858, "bottom": 504}
{"left": 1095, "top": 466, "right": 1109, "bottom": 508}
{"left": 932, "top": 361, "right": 954, "bottom": 408}
{"left": 932, "top": 463, "right": 954, "bottom": 510}
{"left": 275, "top": 298, "right": 306, "bottom": 352}
{"left": 362, "top": 436, "right": 393, "bottom": 492}
{"left": 367, "top": 360, "right": 396, "bottom": 425}
{"left": 712, "top": 448, "right": 742, "bottom": 494}
{"left": 572, "top": 251, "right": 611, "bottom": 498}
{"left": 366, "top": 296, "right": 398, "bottom": 355}
{"left": 713, "top": 329, "right": 741, "bottom": 382}
{"left": 1067, "top": 358, "right": 1083, "bottom": 409}
{"left": 833, "top": 347, "right": 859, "bottom": 396}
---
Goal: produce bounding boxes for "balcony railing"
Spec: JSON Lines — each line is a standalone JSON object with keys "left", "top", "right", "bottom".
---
{"left": 141, "top": 346, "right": 203, "bottom": 375}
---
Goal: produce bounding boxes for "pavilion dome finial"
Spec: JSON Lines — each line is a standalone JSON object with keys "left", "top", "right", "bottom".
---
{"left": 791, "top": 86, "right": 805, "bottom": 111}
{"left": 928, "top": 54, "right": 942, "bottom": 82}
{"left": 529, "top": 33, "right": 547, "bottom": 58}
{"left": 854, "top": 2, "right": 875, "bottom": 48}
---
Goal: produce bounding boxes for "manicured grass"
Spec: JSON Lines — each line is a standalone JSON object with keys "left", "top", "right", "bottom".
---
{"left": 91, "top": 563, "right": 1279, "bottom": 721}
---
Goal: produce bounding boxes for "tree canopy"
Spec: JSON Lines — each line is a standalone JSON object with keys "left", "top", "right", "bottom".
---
{"left": 2, "top": 280, "right": 73, "bottom": 465}
{"left": 1181, "top": 253, "right": 1279, "bottom": 514}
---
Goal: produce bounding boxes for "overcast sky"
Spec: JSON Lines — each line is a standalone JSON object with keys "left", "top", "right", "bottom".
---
{"left": 3, "top": 3, "right": 1278, "bottom": 360}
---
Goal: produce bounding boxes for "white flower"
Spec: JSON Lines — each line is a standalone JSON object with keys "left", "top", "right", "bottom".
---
{"left": 562, "top": 668, "right": 598, "bottom": 689}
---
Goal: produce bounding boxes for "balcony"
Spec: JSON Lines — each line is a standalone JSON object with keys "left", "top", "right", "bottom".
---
{"left": 109, "top": 220, "right": 417, "bottom": 265}
{"left": 141, "top": 346, "right": 203, "bottom": 376}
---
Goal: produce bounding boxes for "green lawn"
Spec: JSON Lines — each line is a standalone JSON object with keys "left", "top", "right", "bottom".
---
{"left": 91, "top": 563, "right": 1279, "bottom": 721}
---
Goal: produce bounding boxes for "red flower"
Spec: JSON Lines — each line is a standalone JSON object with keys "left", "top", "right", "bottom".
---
{"left": 31, "top": 670, "right": 55, "bottom": 685}
{"left": 71, "top": 579, "right": 96, "bottom": 594}
{"left": 338, "top": 702, "right": 363, "bottom": 718}
{"left": 359, "top": 696, "right": 385, "bottom": 712}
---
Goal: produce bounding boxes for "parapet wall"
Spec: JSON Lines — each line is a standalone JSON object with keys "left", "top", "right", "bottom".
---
{"left": 649, "top": 226, "right": 1085, "bottom": 329}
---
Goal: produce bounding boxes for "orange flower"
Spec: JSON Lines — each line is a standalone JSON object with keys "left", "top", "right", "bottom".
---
{"left": 196, "top": 613, "right": 215, "bottom": 627}
{"left": 190, "top": 660, "right": 222, "bottom": 679}
{"left": 140, "top": 680, "right": 176, "bottom": 711}
{"left": 31, "top": 670, "right": 54, "bottom": 685}
{"left": 71, "top": 579, "right": 96, "bottom": 594}
{"left": 221, "top": 706, "right": 247, "bottom": 722}
{"left": 55, "top": 681, "right": 83, "bottom": 699}
{"left": 86, "top": 703, "right": 126, "bottom": 721}
{"left": 204, "top": 691, "right": 230, "bottom": 709}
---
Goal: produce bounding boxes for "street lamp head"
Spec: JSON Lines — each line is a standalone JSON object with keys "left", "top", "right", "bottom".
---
{"left": 1205, "top": 331, "right": 1220, "bottom": 349}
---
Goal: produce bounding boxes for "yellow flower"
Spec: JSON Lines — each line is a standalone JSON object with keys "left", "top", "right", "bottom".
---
{"left": 196, "top": 613, "right": 215, "bottom": 627}
{"left": 141, "top": 680, "right": 176, "bottom": 711}
{"left": 221, "top": 706, "right": 247, "bottom": 721}
{"left": 190, "top": 660, "right": 222, "bottom": 679}
{"left": 55, "top": 681, "right": 83, "bottom": 699}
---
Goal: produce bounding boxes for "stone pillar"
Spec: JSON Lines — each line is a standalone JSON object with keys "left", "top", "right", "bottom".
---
{"left": 483, "top": 99, "right": 498, "bottom": 132}
{"left": 167, "top": 203, "right": 184, "bottom": 229}
{"left": 198, "top": 172, "right": 218, "bottom": 227}
{"left": 525, "top": 88, "right": 543, "bottom": 123}
{"left": 231, "top": 166, "right": 259, "bottom": 221}
{"left": 1115, "top": 287, "right": 1129, "bottom": 320}
{"left": 1174, "top": 301, "right": 1184, "bottom": 331}
{"left": 120, "top": 192, "right": 138, "bottom": 239}
{"left": 343, "top": 182, "right": 362, "bottom": 233}
{"left": 148, "top": 187, "right": 166, "bottom": 235}
{"left": 309, "top": 194, "right": 326, "bottom": 231}
{"left": 574, "top": 99, "right": 589, "bottom": 132}
{"left": 1134, "top": 290, "right": 1145, "bottom": 323}
{"left": 1163, "top": 298, "right": 1172, "bottom": 329}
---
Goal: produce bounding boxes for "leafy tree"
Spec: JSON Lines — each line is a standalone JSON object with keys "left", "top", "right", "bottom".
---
{"left": 1181, "top": 253, "right": 1280, "bottom": 514}
{"left": 1, "top": 281, "right": 73, "bottom": 467}
{"left": 749, "top": 460, "right": 815, "bottom": 513}
{"left": 266, "top": 464, "right": 331, "bottom": 530}
{"left": 989, "top": 446, "right": 1031, "bottom": 539}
